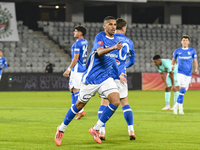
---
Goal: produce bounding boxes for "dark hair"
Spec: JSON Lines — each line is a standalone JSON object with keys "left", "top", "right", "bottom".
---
{"left": 153, "top": 55, "right": 161, "bottom": 60}
{"left": 116, "top": 18, "right": 127, "bottom": 30}
{"left": 75, "top": 25, "right": 87, "bottom": 36}
{"left": 103, "top": 16, "right": 115, "bottom": 23}
{"left": 181, "top": 35, "right": 190, "bottom": 41}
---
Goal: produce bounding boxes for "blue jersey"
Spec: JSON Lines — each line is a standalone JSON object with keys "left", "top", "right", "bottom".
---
{"left": 71, "top": 38, "right": 88, "bottom": 73}
{"left": 110, "top": 33, "right": 135, "bottom": 79}
{"left": 82, "top": 31, "right": 120, "bottom": 84}
{"left": 0, "top": 57, "right": 7, "bottom": 70}
{"left": 173, "top": 47, "right": 197, "bottom": 76}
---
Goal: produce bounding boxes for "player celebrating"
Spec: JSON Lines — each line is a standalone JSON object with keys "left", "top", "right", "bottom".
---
{"left": 63, "top": 25, "right": 88, "bottom": 120}
{"left": 0, "top": 50, "right": 7, "bottom": 81}
{"left": 153, "top": 55, "right": 179, "bottom": 110}
{"left": 98, "top": 18, "right": 136, "bottom": 141}
{"left": 55, "top": 16, "right": 126, "bottom": 145}
{"left": 172, "top": 35, "right": 199, "bottom": 115}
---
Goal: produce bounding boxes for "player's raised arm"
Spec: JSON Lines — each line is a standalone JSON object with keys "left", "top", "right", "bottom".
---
{"left": 97, "top": 41, "right": 123, "bottom": 56}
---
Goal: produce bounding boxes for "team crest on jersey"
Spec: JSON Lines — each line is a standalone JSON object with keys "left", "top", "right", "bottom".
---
{"left": 188, "top": 52, "right": 191, "bottom": 55}
{"left": 116, "top": 60, "right": 120, "bottom": 65}
{"left": 98, "top": 41, "right": 104, "bottom": 45}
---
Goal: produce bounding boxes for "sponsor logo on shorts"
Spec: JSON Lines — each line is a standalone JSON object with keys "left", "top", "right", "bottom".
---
{"left": 116, "top": 60, "right": 120, "bottom": 65}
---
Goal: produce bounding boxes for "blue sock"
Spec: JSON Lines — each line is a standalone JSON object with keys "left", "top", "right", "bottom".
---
{"left": 98, "top": 105, "right": 106, "bottom": 127}
{"left": 70, "top": 91, "right": 76, "bottom": 105}
{"left": 74, "top": 92, "right": 79, "bottom": 104}
{"left": 122, "top": 105, "right": 133, "bottom": 126}
{"left": 99, "top": 103, "right": 118, "bottom": 123}
{"left": 63, "top": 105, "right": 79, "bottom": 125}
{"left": 177, "top": 88, "right": 186, "bottom": 104}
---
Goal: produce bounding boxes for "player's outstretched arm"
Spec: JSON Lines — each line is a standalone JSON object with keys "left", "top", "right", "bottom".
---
{"left": 193, "top": 59, "right": 199, "bottom": 74}
{"left": 97, "top": 41, "right": 123, "bottom": 56}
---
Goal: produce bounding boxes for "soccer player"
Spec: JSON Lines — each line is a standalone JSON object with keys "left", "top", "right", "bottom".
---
{"left": 0, "top": 49, "right": 7, "bottom": 81}
{"left": 55, "top": 16, "right": 126, "bottom": 145}
{"left": 63, "top": 25, "right": 88, "bottom": 120}
{"left": 153, "top": 55, "right": 179, "bottom": 110}
{"left": 172, "top": 35, "right": 199, "bottom": 115}
{"left": 98, "top": 18, "right": 136, "bottom": 141}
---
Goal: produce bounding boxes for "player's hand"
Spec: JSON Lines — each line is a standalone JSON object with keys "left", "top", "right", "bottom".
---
{"left": 195, "top": 69, "right": 199, "bottom": 74}
{"left": 0, "top": 66, "right": 2, "bottom": 69}
{"left": 171, "top": 65, "right": 175, "bottom": 70}
{"left": 114, "top": 41, "right": 123, "bottom": 50}
{"left": 63, "top": 70, "right": 70, "bottom": 77}
{"left": 119, "top": 73, "right": 127, "bottom": 83}
{"left": 171, "top": 85, "right": 175, "bottom": 91}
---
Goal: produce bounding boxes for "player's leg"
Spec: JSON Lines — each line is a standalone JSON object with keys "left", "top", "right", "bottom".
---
{"left": 55, "top": 100, "right": 86, "bottom": 146}
{"left": 162, "top": 73, "right": 172, "bottom": 110}
{"left": 55, "top": 83, "right": 97, "bottom": 146}
{"left": 172, "top": 71, "right": 180, "bottom": 110}
{"left": 71, "top": 72, "right": 86, "bottom": 119}
{"left": 174, "top": 73, "right": 190, "bottom": 115}
{"left": 120, "top": 97, "right": 136, "bottom": 140}
{"left": 90, "top": 78, "right": 120, "bottom": 143}
{"left": 98, "top": 98, "right": 108, "bottom": 140}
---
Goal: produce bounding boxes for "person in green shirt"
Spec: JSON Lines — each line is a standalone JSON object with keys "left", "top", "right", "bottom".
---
{"left": 153, "top": 55, "right": 179, "bottom": 110}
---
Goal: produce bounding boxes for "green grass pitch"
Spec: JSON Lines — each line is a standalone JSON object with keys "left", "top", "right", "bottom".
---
{"left": 0, "top": 91, "right": 200, "bottom": 150}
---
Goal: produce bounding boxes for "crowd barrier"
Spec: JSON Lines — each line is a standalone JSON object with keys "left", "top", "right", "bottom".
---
{"left": 0, "top": 73, "right": 199, "bottom": 91}
{"left": 0, "top": 73, "right": 142, "bottom": 91}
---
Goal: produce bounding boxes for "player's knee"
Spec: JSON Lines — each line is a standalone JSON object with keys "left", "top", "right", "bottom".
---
{"left": 75, "top": 100, "right": 85, "bottom": 110}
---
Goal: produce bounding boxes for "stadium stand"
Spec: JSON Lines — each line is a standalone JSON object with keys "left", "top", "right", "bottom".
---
{"left": 38, "top": 21, "right": 200, "bottom": 73}
{"left": 2, "top": 21, "right": 200, "bottom": 73}
{"left": 1, "top": 21, "right": 70, "bottom": 73}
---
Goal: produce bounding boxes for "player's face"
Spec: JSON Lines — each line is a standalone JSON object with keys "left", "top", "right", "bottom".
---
{"left": 73, "top": 29, "right": 82, "bottom": 38}
{"left": 0, "top": 51, "right": 3, "bottom": 57}
{"left": 103, "top": 19, "right": 116, "bottom": 36}
{"left": 153, "top": 60, "right": 160, "bottom": 66}
{"left": 181, "top": 38, "right": 190, "bottom": 48}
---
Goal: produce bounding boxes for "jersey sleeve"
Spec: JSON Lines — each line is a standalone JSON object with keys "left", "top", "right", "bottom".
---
{"left": 173, "top": 49, "right": 178, "bottom": 59}
{"left": 74, "top": 42, "right": 81, "bottom": 54}
{"left": 193, "top": 49, "right": 197, "bottom": 59}
{"left": 93, "top": 34, "right": 104, "bottom": 50}
{"left": 157, "top": 68, "right": 163, "bottom": 73}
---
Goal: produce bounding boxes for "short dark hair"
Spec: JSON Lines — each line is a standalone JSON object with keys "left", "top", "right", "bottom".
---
{"left": 75, "top": 25, "right": 87, "bottom": 36}
{"left": 103, "top": 16, "right": 115, "bottom": 23}
{"left": 116, "top": 18, "right": 127, "bottom": 30}
{"left": 153, "top": 55, "right": 161, "bottom": 60}
{"left": 181, "top": 35, "right": 190, "bottom": 41}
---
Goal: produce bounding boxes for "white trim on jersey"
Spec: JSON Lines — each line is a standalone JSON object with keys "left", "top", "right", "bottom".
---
{"left": 74, "top": 48, "right": 80, "bottom": 51}
{"left": 82, "top": 51, "right": 95, "bottom": 83}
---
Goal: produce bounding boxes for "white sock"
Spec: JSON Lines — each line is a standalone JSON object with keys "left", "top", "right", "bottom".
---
{"left": 59, "top": 122, "right": 67, "bottom": 132}
{"left": 128, "top": 125, "right": 134, "bottom": 133}
{"left": 100, "top": 127, "right": 105, "bottom": 134}
{"left": 93, "top": 120, "right": 104, "bottom": 131}
{"left": 179, "top": 104, "right": 183, "bottom": 110}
